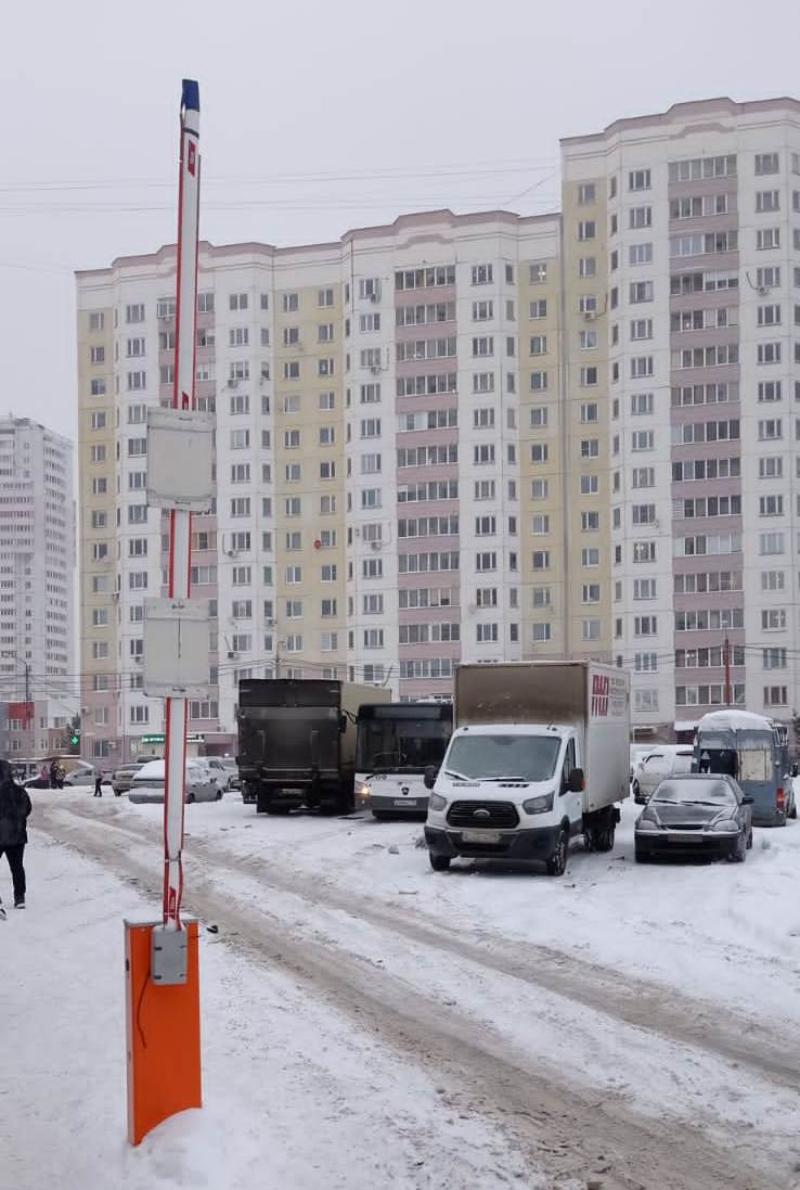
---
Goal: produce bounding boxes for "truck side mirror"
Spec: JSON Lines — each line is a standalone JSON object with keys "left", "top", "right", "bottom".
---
{"left": 567, "top": 768, "right": 585, "bottom": 794}
{"left": 423, "top": 765, "right": 438, "bottom": 790}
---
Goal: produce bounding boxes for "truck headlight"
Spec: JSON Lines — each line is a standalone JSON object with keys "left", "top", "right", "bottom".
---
{"left": 522, "top": 793, "right": 554, "bottom": 814}
{"left": 356, "top": 782, "right": 371, "bottom": 802}
{"left": 429, "top": 792, "right": 447, "bottom": 812}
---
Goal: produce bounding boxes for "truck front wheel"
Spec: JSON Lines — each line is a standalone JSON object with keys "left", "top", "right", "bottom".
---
{"left": 545, "top": 828, "right": 569, "bottom": 877}
{"left": 429, "top": 853, "right": 451, "bottom": 872}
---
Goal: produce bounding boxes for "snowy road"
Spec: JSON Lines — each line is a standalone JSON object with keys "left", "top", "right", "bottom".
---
{"left": 16, "top": 790, "right": 800, "bottom": 1189}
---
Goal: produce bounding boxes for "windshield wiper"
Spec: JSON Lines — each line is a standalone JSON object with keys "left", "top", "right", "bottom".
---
{"left": 444, "top": 769, "right": 472, "bottom": 781}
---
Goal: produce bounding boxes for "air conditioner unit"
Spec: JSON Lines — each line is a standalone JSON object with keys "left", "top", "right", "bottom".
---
{"left": 369, "top": 365, "right": 381, "bottom": 375}
{"left": 757, "top": 285, "right": 769, "bottom": 297}
{"left": 370, "top": 540, "right": 382, "bottom": 551}
{"left": 583, "top": 311, "right": 597, "bottom": 322}
{"left": 227, "top": 651, "right": 237, "bottom": 660}
{"left": 227, "top": 378, "right": 238, "bottom": 388}
{"left": 369, "top": 290, "right": 380, "bottom": 303}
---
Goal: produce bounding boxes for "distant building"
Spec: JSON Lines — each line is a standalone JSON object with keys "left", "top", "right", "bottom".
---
{"left": 0, "top": 416, "right": 76, "bottom": 756}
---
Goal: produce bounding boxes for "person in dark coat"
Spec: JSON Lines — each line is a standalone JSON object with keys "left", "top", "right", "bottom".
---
{"left": 0, "top": 758, "right": 32, "bottom": 915}
{"left": 94, "top": 770, "right": 103, "bottom": 797}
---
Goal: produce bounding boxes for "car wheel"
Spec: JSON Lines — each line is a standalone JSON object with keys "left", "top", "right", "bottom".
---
{"left": 746, "top": 828, "right": 753, "bottom": 850}
{"left": 727, "top": 832, "right": 746, "bottom": 863}
{"left": 789, "top": 799, "right": 798, "bottom": 821}
{"left": 187, "top": 791, "right": 196, "bottom": 804}
{"left": 634, "top": 842, "right": 651, "bottom": 864}
{"left": 546, "top": 828, "right": 569, "bottom": 877}
{"left": 215, "top": 789, "right": 222, "bottom": 801}
{"left": 429, "top": 852, "right": 451, "bottom": 872}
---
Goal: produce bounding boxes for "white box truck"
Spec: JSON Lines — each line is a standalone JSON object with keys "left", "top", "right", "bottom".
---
{"left": 424, "top": 661, "right": 630, "bottom": 875}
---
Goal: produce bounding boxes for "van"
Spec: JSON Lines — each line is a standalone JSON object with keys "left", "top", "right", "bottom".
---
{"left": 633, "top": 748, "right": 694, "bottom": 804}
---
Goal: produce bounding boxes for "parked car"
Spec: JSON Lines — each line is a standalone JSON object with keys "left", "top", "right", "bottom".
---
{"left": 111, "top": 763, "right": 144, "bottom": 798}
{"left": 220, "top": 758, "right": 241, "bottom": 791}
{"left": 635, "top": 774, "right": 753, "bottom": 863}
{"left": 129, "top": 759, "right": 222, "bottom": 804}
{"left": 630, "top": 745, "right": 655, "bottom": 782}
{"left": 63, "top": 767, "right": 112, "bottom": 789}
{"left": 632, "top": 748, "right": 694, "bottom": 804}
{"left": 25, "top": 759, "right": 95, "bottom": 789}
{"left": 199, "top": 756, "right": 234, "bottom": 791}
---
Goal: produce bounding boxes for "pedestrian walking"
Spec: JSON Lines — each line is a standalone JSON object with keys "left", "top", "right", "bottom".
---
{"left": 0, "top": 757, "right": 32, "bottom": 917}
{"left": 49, "top": 759, "right": 59, "bottom": 790}
{"left": 94, "top": 770, "right": 103, "bottom": 797}
{"left": 55, "top": 762, "right": 65, "bottom": 790}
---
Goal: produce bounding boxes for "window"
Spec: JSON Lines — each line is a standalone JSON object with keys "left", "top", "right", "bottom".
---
{"left": 580, "top": 368, "right": 598, "bottom": 388}
{"left": 581, "top": 511, "right": 600, "bottom": 531}
{"left": 471, "top": 264, "right": 493, "bottom": 286}
{"left": 577, "top": 220, "right": 596, "bottom": 240}
{"left": 759, "top": 531, "right": 785, "bottom": 555}
{"left": 634, "top": 616, "right": 657, "bottom": 637}
{"left": 630, "top": 281, "right": 654, "bottom": 304}
{"left": 629, "top": 205, "right": 652, "bottom": 229}
{"left": 580, "top": 439, "right": 599, "bottom": 459}
{"left": 757, "top": 228, "right": 781, "bottom": 250}
{"left": 532, "top": 622, "right": 551, "bottom": 643}
{"left": 529, "top": 334, "right": 547, "bottom": 355}
{"left": 577, "top": 182, "right": 596, "bottom": 204}
{"left": 620, "top": 244, "right": 650, "bottom": 275}
{"left": 756, "top": 190, "right": 780, "bottom": 212}
{"left": 629, "top": 169, "right": 651, "bottom": 191}
{"left": 764, "top": 686, "right": 788, "bottom": 707}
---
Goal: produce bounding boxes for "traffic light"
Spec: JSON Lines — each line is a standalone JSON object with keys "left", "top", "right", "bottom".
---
{"left": 69, "top": 729, "right": 81, "bottom": 754}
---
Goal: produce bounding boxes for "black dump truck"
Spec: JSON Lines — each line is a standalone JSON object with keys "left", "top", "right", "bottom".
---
{"left": 237, "top": 678, "right": 390, "bottom": 814}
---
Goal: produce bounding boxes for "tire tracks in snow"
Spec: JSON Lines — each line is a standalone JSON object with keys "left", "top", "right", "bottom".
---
{"left": 37, "top": 801, "right": 796, "bottom": 1190}
{"left": 57, "top": 799, "right": 800, "bottom": 1095}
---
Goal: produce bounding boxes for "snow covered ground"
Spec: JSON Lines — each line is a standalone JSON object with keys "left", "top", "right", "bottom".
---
{"left": 3, "top": 786, "right": 800, "bottom": 1189}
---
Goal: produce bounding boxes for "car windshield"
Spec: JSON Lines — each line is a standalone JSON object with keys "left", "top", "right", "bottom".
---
{"left": 444, "top": 734, "right": 560, "bottom": 782}
{"left": 653, "top": 779, "right": 736, "bottom": 806}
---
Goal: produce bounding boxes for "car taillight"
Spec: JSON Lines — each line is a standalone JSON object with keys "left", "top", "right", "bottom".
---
{"left": 776, "top": 787, "right": 786, "bottom": 811}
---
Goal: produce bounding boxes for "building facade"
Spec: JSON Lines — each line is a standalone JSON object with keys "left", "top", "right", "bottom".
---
{"left": 76, "top": 96, "right": 800, "bottom": 759}
{"left": 0, "top": 417, "right": 76, "bottom": 755}
{"left": 562, "top": 96, "right": 800, "bottom": 738}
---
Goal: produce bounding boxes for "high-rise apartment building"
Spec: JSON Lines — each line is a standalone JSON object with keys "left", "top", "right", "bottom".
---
{"left": 76, "top": 96, "right": 800, "bottom": 759}
{"left": 562, "top": 96, "right": 800, "bottom": 736}
{"left": 0, "top": 417, "right": 75, "bottom": 754}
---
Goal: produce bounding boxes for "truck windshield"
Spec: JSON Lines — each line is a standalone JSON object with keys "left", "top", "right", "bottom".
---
{"left": 444, "top": 734, "right": 561, "bottom": 782}
{"left": 357, "top": 717, "right": 450, "bottom": 772}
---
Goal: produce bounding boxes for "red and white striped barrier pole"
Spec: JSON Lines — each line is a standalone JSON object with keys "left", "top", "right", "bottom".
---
{"left": 163, "top": 79, "right": 200, "bottom": 930}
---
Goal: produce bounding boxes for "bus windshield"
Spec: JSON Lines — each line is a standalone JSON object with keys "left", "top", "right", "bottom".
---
{"left": 357, "top": 716, "right": 451, "bottom": 772}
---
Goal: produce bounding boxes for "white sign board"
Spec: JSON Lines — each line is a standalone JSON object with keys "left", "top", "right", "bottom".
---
{"left": 146, "top": 407, "right": 214, "bottom": 511}
{"left": 142, "top": 598, "right": 211, "bottom": 699}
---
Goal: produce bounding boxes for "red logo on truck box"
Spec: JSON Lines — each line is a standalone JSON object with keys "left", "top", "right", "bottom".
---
{"left": 591, "top": 674, "right": 609, "bottom": 717}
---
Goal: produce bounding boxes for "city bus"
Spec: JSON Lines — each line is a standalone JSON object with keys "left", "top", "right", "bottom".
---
{"left": 355, "top": 701, "right": 453, "bottom": 819}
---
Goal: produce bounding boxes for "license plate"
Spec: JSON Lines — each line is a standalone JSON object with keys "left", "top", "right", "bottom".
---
{"left": 461, "top": 829, "right": 501, "bottom": 844}
{"left": 669, "top": 834, "right": 704, "bottom": 843}
{"left": 394, "top": 798, "right": 416, "bottom": 807}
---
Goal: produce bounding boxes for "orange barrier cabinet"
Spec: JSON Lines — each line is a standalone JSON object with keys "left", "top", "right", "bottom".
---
{"left": 124, "top": 915, "right": 202, "bottom": 1146}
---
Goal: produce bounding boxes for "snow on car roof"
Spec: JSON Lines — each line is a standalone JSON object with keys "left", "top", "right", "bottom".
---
{"left": 696, "top": 710, "right": 773, "bottom": 734}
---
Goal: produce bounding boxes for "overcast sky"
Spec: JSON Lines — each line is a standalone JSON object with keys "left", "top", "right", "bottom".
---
{"left": 2, "top": 0, "right": 799, "bottom": 443}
